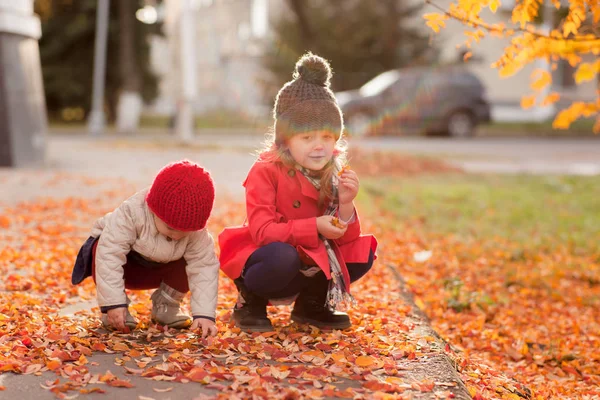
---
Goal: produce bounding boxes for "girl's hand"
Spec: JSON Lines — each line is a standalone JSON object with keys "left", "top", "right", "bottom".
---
{"left": 106, "top": 307, "right": 129, "bottom": 333}
{"left": 317, "top": 215, "right": 348, "bottom": 239}
{"left": 338, "top": 169, "right": 359, "bottom": 205}
{"left": 191, "top": 318, "right": 218, "bottom": 338}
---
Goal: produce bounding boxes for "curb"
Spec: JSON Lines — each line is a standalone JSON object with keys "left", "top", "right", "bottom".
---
{"left": 387, "top": 263, "right": 471, "bottom": 399}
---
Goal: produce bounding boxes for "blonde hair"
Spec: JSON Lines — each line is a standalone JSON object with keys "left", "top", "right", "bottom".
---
{"left": 257, "top": 128, "right": 348, "bottom": 207}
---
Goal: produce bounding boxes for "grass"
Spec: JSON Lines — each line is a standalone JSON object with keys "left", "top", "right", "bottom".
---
{"left": 478, "top": 118, "right": 597, "bottom": 137}
{"left": 139, "top": 111, "right": 269, "bottom": 130}
{"left": 48, "top": 110, "right": 270, "bottom": 133}
{"left": 357, "top": 173, "right": 600, "bottom": 251}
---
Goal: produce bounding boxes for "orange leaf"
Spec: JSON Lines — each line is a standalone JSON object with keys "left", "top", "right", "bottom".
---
{"left": 541, "top": 92, "right": 560, "bottom": 106}
{"left": 0, "top": 216, "right": 10, "bottom": 228}
{"left": 112, "top": 342, "right": 129, "bottom": 352}
{"left": 186, "top": 367, "right": 210, "bottom": 383}
{"left": 355, "top": 355, "right": 375, "bottom": 367}
{"left": 46, "top": 360, "right": 61, "bottom": 371}
{"left": 521, "top": 95, "right": 536, "bottom": 109}
{"left": 107, "top": 379, "right": 135, "bottom": 388}
{"left": 92, "top": 342, "right": 107, "bottom": 352}
{"left": 127, "top": 349, "right": 142, "bottom": 358}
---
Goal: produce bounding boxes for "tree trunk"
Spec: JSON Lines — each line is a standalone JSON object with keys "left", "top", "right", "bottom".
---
{"left": 287, "top": 0, "right": 314, "bottom": 48}
{"left": 116, "top": 0, "right": 142, "bottom": 134}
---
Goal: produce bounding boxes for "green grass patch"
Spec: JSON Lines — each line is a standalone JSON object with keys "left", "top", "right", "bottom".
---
{"left": 140, "top": 110, "right": 269, "bottom": 131}
{"left": 48, "top": 109, "right": 270, "bottom": 133}
{"left": 478, "top": 118, "right": 597, "bottom": 137}
{"left": 357, "top": 173, "right": 600, "bottom": 251}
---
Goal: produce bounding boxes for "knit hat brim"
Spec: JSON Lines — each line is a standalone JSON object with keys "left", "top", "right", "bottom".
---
{"left": 275, "top": 99, "right": 343, "bottom": 143}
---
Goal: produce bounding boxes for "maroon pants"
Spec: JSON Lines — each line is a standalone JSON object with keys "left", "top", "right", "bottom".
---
{"left": 91, "top": 240, "right": 189, "bottom": 292}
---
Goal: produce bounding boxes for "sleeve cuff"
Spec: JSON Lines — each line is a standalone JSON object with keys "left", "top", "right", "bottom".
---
{"left": 100, "top": 304, "right": 128, "bottom": 313}
{"left": 298, "top": 217, "right": 319, "bottom": 247}
{"left": 338, "top": 209, "right": 356, "bottom": 225}
{"left": 193, "top": 315, "right": 216, "bottom": 322}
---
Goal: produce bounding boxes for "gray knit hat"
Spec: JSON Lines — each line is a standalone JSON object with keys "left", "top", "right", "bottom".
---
{"left": 273, "top": 53, "right": 343, "bottom": 143}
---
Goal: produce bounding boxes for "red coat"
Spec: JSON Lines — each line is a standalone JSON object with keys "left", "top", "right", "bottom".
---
{"left": 218, "top": 160, "right": 378, "bottom": 288}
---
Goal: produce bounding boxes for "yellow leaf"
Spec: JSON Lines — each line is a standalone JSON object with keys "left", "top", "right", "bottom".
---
{"left": 463, "top": 51, "right": 473, "bottom": 61}
{"left": 553, "top": 109, "right": 576, "bottom": 129}
{"left": 355, "top": 355, "right": 375, "bottom": 367}
{"left": 593, "top": 118, "right": 600, "bottom": 134}
{"left": 530, "top": 70, "right": 552, "bottom": 91}
{"left": 415, "top": 297, "right": 426, "bottom": 310}
{"left": 499, "top": 63, "right": 518, "bottom": 78}
{"left": 385, "top": 376, "right": 405, "bottom": 385}
{"left": 563, "top": 21, "right": 577, "bottom": 36}
{"left": 521, "top": 95, "right": 536, "bottom": 109}
{"left": 541, "top": 92, "right": 560, "bottom": 106}
{"left": 423, "top": 13, "right": 448, "bottom": 33}
{"left": 574, "top": 63, "right": 598, "bottom": 84}
{"left": 489, "top": 0, "right": 500, "bottom": 13}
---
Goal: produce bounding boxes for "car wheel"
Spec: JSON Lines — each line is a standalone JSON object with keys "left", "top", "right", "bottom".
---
{"left": 446, "top": 110, "right": 475, "bottom": 138}
{"left": 345, "top": 113, "right": 371, "bottom": 138}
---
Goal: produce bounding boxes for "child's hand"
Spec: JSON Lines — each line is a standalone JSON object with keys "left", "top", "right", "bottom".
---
{"left": 190, "top": 318, "right": 218, "bottom": 338}
{"left": 317, "top": 215, "right": 348, "bottom": 240}
{"left": 338, "top": 169, "right": 359, "bottom": 205}
{"left": 106, "top": 307, "right": 130, "bottom": 333}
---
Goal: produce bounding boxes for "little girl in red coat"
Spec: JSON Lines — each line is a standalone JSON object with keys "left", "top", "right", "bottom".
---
{"left": 218, "top": 53, "right": 377, "bottom": 331}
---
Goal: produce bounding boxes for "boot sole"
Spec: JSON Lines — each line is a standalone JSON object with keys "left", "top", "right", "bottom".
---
{"left": 231, "top": 317, "right": 274, "bottom": 332}
{"left": 291, "top": 313, "right": 351, "bottom": 330}
{"left": 102, "top": 322, "right": 138, "bottom": 332}
{"left": 152, "top": 318, "right": 192, "bottom": 329}
{"left": 236, "top": 324, "right": 274, "bottom": 333}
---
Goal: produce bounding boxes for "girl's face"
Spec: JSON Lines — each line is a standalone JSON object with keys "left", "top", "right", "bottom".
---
{"left": 287, "top": 130, "right": 337, "bottom": 171}
{"left": 153, "top": 213, "right": 192, "bottom": 241}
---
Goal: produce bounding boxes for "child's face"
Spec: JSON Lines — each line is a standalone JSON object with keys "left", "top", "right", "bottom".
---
{"left": 287, "top": 130, "right": 337, "bottom": 171}
{"left": 153, "top": 214, "right": 193, "bottom": 241}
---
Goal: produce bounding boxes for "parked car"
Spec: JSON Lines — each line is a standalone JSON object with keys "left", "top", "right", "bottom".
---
{"left": 336, "top": 66, "right": 491, "bottom": 138}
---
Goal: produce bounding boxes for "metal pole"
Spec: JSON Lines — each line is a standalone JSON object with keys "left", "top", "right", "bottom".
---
{"left": 176, "top": 0, "right": 196, "bottom": 143}
{"left": 88, "top": 0, "right": 110, "bottom": 136}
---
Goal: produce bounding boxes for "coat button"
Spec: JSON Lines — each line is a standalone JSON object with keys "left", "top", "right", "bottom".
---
{"left": 288, "top": 169, "right": 296, "bottom": 177}
{"left": 293, "top": 200, "right": 301, "bottom": 208}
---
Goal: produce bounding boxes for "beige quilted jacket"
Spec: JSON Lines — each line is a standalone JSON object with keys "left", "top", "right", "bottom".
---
{"left": 91, "top": 188, "right": 219, "bottom": 319}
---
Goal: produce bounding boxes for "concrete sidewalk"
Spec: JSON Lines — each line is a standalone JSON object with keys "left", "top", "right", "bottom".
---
{"left": 0, "top": 133, "right": 469, "bottom": 399}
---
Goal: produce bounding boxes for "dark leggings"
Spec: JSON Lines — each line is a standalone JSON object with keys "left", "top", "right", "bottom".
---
{"left": 242, "top": 242, "right": 374, "bottom": 299}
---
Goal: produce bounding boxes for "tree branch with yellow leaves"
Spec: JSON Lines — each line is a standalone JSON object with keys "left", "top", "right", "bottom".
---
{"left": 423, "top": 0, "right": 600, "bottom": 133}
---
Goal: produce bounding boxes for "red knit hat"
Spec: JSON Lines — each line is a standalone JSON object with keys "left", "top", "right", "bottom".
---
{"left": 146, "top": 160, "right": 215, "bottom": 231}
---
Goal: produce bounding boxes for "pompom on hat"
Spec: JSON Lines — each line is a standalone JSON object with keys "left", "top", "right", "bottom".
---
{"left": 273, "top": 52, "right": 344, "bottom": 143}
{"left": 146, "top": 160, "right": 215, "bottom": 231}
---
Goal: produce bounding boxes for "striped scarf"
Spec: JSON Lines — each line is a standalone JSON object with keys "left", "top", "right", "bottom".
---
{"left": 297, "top": 165, "right": 356, "bottom": 311}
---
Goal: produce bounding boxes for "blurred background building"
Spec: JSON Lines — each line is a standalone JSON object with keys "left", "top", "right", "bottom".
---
{"left": 147, "top": 0, "right": 596, "bottom": 123}
{"left": 27, "top": 0, "right": 598, "bottom": 136}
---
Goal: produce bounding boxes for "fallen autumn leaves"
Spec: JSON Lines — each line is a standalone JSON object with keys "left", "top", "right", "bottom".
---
{"left": 2, "top": 157, "right": 599, "bottom": 399}
{"left": 0, "top": 181, "right": 462, "bottom": 400}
